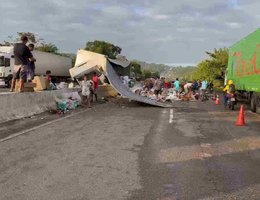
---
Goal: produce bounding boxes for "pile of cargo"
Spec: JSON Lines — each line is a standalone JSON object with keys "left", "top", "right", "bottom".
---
{"left": 133, "top": 87, "right": 197, "bottom": 102}
{"left": 54, "top": 91, "right": 81, "bottom": 114}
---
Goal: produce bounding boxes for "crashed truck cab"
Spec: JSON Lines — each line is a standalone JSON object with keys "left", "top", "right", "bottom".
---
{"left": 69, "top": 49, "right": 171, "bottom": 107}
{"left": 69, "top": 49, "right": 130, "bottom": 84}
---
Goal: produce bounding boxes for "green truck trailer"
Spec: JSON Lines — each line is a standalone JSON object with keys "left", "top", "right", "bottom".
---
{"left": 226, "top": 28, "right": 260, "bottom": 112}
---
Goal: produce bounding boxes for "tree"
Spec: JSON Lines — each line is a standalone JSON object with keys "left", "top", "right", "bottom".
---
{"left": 85, "top": 40, "right": 121, "bottom": 59}
{"left": 0, "top": 32, "right": 41, "bottom": 46}
{"left": 130, "top": 61, "right": 142, "bottom": 77}
{"left": 17, "top": 32, "right": 40, "bottom": 43}
{"left": 35, "top": 42, "right": 58, "bottom": 54}
{"left": 192, "top": 48, "right": 229, "bottom": 83}
{"left": 142, "top": 69, "right": 152, "bottom": 79}
{"left": 0, "top": 32, "right": 59, "bottom": 54}
{"left": 152, "top": 71, "right": 160, "bottom": 78}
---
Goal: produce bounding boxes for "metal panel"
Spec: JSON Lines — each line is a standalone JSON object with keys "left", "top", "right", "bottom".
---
{"left": 71, "top": 50, "right": 172, "bottom": 107}
{"left": 106, "top": 62, "right": 172, "bottom": 108}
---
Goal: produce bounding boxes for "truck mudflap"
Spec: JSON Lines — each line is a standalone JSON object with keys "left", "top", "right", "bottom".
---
{"left": 106, "top": 62, "right": 172, "bottom": 108}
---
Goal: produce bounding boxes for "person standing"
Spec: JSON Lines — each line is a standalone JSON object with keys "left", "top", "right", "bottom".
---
{"left": 27, "top": 43, "right": 36, "bottom": 82}
{"left": 192, "top": 80, "right": 199, "bottom": 93}
{"left": 154, "top": 76, "right": 160, "bottom": 100}
{"left": 174, "top": 78, "right": 180, "bottom": 96}
{"left": 164, "top": 79, "right": 170, "bottom": 93}
{"left": 81, "top": 74, "right": 93, "bottom": 108}
{"left": 11, "top": 36, "right": 32, "bottom": 92}
{"left": 200, "top": 80, "right": 208, "bottom": 101}
{"left": 92, "top": 72, "right": 99, "bottom": 102}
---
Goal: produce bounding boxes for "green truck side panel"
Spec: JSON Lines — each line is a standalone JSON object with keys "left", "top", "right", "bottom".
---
{"left": 227, "top": 28, "right": 260, "bottom": 92}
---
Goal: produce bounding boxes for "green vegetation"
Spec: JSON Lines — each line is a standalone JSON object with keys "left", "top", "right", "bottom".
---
{"left": 85, "top": 40, "right": 121, "bottom": 59}
{"left": 192, "top": 48, "right": 229, "bottom": 85}
{"left": 165, "top": 66, "right": 196, "bottom": 80}
{"left": 133, "top": 60, "right": 170, "bottom": 73}
{"left": 133, "top": 60, "right": 196, "bottom": 80}
{"left": 130, "top": 61, "right": 142, "bottom": 78}
{"left": 132, "top": 48, "right": 228, "bottom": 84}
{"left": 36, "top": 43, "right": 58, "bottom": 53}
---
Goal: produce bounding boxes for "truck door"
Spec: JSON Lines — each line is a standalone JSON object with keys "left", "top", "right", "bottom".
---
{"left": 5, "top": 57, "right": 12, "bottom": 76}
{"left": 0, "top": 56, "right": 5, "bottom": 78}
{"left": 0, "top": 55, "right": 13, "bottom": 78}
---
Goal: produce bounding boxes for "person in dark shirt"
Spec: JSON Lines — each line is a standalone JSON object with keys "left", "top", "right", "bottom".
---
{"left": 10, "top": 35, "right": 32, "bottom": 92}
{"left": 27, "top": 43, "right": 36, "bottom": 82}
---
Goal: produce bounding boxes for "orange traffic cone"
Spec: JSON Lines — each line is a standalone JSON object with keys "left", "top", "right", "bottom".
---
{"left": 215, "top": 95, "right": 220, "bottom": 105}
{"left": 237, "top": 105, "right": 245, "bottom": 126}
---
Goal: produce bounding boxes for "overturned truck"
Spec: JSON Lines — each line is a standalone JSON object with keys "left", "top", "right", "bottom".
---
{"left": 69, "top": 50, "right": 171, "bottom": 107}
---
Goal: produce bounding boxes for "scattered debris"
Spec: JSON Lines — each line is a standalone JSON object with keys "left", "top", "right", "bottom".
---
{"left": 54, "top": 91, "right": 81, "bottom": 114}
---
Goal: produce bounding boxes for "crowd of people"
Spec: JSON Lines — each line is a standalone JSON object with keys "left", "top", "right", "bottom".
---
{"left": 133, "top": 76, "right": 214, "bottom": 102}
{"left": 11, "top": 35, "right": 228, "bottom": 108}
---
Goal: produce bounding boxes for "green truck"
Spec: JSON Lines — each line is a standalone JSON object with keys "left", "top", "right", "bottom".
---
{"left": 226, "top": 28, "right": 260, "bottom": 112}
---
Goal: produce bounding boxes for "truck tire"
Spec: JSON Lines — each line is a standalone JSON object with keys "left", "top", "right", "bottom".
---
{"left": 7, "top": 79, "right": 12, "bottom": 88}
{"left": 250, "top": 93, "right": 257, "bottom": 113}
{"left": 231, "top": 101, "right": 235, "bottom": 110}
{"left": 6, "top": 75, "right": 13, "bottom": 88}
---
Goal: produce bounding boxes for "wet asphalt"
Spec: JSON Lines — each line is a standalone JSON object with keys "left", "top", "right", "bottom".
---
{"left": 128, "top": 101, "right": 260, "bottom": 200}
{"left": 0, "top": 99, "right": 260, "bottom": 200}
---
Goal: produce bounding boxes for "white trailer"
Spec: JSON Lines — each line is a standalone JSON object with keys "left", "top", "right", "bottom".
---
{"left": 0, "top": 46, "right": 72, "bottom": 87}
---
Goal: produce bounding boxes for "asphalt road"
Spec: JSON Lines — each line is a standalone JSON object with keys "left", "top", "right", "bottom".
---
{"left": 0, "top": 99, "right": 260, "bottom": 200}
{"left": 0, "top": 88, "right": 9, "bottom": 93}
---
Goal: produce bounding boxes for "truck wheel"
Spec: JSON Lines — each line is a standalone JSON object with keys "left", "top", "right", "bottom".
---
{"left": 7, "top": 79, "right": 12, "bottom": 88}
{"left": 231, "top": 102, "right": 235, "bottom": 110}
{"left": 250, "top": 93, "right": 257, "bottom": 113}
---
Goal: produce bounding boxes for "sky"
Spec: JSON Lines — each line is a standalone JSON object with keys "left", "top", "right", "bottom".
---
{"left": 0, "top": 0, "right": 260, "bottom": 65}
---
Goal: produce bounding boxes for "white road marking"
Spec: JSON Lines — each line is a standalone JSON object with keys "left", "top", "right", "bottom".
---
{"left": 162, "top": 110, "right": 168, "bottom": 114}
{"left": 169, "top": 109, "right": 174, "bottom": 124}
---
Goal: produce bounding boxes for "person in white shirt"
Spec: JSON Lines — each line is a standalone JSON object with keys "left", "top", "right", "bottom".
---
{"left": 81, "top": 74, "right": 93, "bottom": 108}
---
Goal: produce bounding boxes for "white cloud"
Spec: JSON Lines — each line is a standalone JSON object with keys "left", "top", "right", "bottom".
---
{"left": 176, "top": 28, "right": 192, "bottom": 33}
{"left": 191, "top": 38, "right": 208, "bottom": 42}
{"left": 226, "top": 22, "right": 242, "bottom": 29}
{"left": 155, "top": 35, "right": 177, "bottom": 42}
{"left": 0, "top": 0, "right": 260, "bottom": 64}
{"left": 152, "top": 14, "right": 171, "bottom": 20}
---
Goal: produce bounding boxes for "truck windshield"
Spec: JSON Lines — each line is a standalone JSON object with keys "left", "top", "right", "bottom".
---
{"left": 0, "top": 56, "right": 4, "bottom": 66}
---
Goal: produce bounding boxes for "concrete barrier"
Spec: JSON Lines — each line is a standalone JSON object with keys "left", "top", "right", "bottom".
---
{"left": 0, "top": 85, "right": 118, "bottom": 123}
{"left": 0, "top": 89, "right": 79, "bottom": 123}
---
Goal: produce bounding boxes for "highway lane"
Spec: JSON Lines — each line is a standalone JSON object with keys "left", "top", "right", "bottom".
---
{"left": 0, "top": 99, "right": 260, "bottom": 200}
